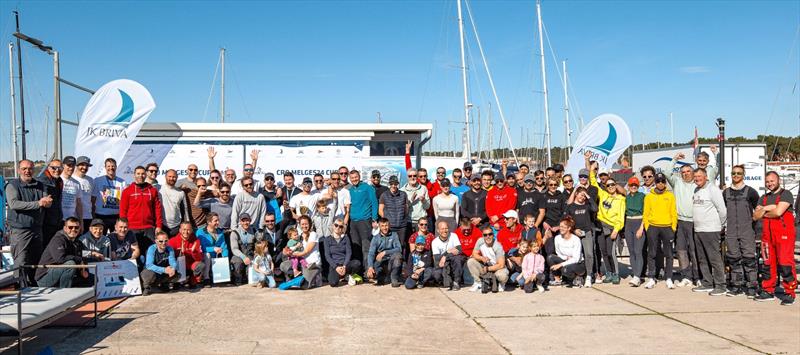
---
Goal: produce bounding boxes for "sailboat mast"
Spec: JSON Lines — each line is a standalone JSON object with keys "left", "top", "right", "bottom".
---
{"left": 220, "top": 47, "right": 225, "bottom": 123}
{"left": 536, "top": 0, "right": 552, "bottom": 166}
{"left": 563, "top": 60, "right": 571, "bottom": 157}
{"left": 457, "top": 0, "right": 471, "bottom": 160}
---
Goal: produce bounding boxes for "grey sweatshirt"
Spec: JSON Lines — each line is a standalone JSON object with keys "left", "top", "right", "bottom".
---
{"left": 231, "top": 192, "right": 266, "bottom": 229}
{"left": 664, "top": 159, "right": 696, "bottom": 222}
{"left": 160, "top": 185, "right": 189, "bottom": 229}
{"left": 692, "top": 181, "right": 727, "bottom": 232}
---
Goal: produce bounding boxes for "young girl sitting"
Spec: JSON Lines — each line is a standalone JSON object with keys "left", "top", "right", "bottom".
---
{"left": 252, "top": 240, "right": 276, "bottom": 288}
{"left": 285, "top": 229, "right": 308, "bottom": 277}
{"left": 520, "top": 240, "right": 546, "bottom": 293}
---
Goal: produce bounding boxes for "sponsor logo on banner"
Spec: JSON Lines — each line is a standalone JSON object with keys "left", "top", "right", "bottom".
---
{"left": 566, "top": 114, "right": 632, "bottom": 176}
{"left": 75, "top": 79, "right": 156, "bottom": 177}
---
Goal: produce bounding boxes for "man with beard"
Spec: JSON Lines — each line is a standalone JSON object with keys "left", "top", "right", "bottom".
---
{"left": 460, "top": 176, "right": 487, "bottom": 226}
{"left": 120, "top": 166, "right": 164, "bottom": 254}
{"left": 753, "top": 171, "right": 797, "bottom": 305}
{"left": 37, "top": 158, "right": 64, "bottom": 246}
{"left": 6, "top": 160, "right": 50, "bottom": 285}
{"left": 517, "top": 174, "right": 545, "bottom": 232}
{"left": 160, "top": 169, "right": 190, "bottom": 236}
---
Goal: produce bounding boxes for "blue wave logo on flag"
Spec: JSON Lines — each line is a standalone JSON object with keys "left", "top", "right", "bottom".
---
{"left": 101, "top": 89, "right": 134, "bottom": 126}
{"left": 588, "top": 122, "right": 617, "bottom": 155}
{"left": 653, "top": 157, "right": 692, "bottom": 166}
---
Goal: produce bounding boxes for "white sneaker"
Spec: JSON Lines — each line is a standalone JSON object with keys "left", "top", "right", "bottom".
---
{"left": 644, "top": 278, "right": 656, "bottom": 289}
{"left": 630, "top": 276, "right": 641, "bottom": 287}
{"left": 469, "top": 284, "right": 481, "bottom": 292}
{"left": 584, "top": 276, "right": 593, "bottom": 288}
{"left": 537, "top": 284, "right": 545, "bottom": 293}
{"left": 498, "top": 283, "right": 506, "bottom": 292}
{"left": 678, "top": 278, "right": 691, "bottom": 287}
{"left": 666, "top": 279, "right": 675, "bottom": 289}
{"left": 347, "top": 275, "right": 356, "bottom": 286}
{"left": 594, "top": 275, "right": 604, "bottom": 284}
{"left": 695, "top": 280, "right": 703, "bottom": 288}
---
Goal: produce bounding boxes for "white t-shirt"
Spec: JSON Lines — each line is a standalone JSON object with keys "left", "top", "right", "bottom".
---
{"left": 61, "top": 175, "right": 81, "bottom": 220}
{"left": 92, "top": 175, "right": 126, "bottom": 215}
{"left": 289, "top": 193, "right": 319, "bottom": 218}
{"left": 72, "top": 174, "right": 94, "bottom": 219}
{"left": 303, "top": 232, "right": 321, "bottom": 266}
{"left": 328, "top": 187, "right": 351, "bottom": 219}
{"left": 431, "top": 233, "right": 462, "bottom": 256}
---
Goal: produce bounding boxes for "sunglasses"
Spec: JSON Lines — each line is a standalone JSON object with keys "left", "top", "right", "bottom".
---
{"left": 334, "top": 224, "right": 344, "bottom": 228}
{"left": 220, "top": 190, "right": 230, "bottom": 194}
{"left": 419, "top": 223, "right": 428, "bottom": 227}
{"left": 482, "top": 233, "right": 494, "bottom": 236}
{"left": 731, "top": 171, "right": 744, "bottom": 176}
{"left": 607, "top": 183, "right": 617, "bottom": 187}
{"left": 331, "top": 177, "right": 340, "bottom": 181}
{"left": 244, "top": 168, "right": 254, "bottom": 172}
{"left": 66, "top": 225, "right": 80, "bottom": 230}
{"left": 314, "top": 179, "right": 324, "bottom": 183}
{"left": 643, "top": 175, "right": 654, "bottom": 179}
{"left": 156, "top": 240, "right": 168, "bottom": 244}
{"left": 579, "top": 175, "right": 589, "bottom": 179}
{"left": 243, "top": 183, "right": 254, "bottom": 187}
{"left": 188, "top": 168, "right": 198, "bottom": 172}
{"left": 210, "top": 176, "right": 220, "bottom": 180}
{"left": 408, "top": 175, "right": 417, "bottom": 178}
{"left": 147, "top": 169, "right": 158, "bottom": 173}
{"left": 48, "top": 166, "right": 63, "bottom": 171}
{"left": 563, "top": 180, "right": 573, "bottom": 183}
{"left": 265, "top": 220, "right": 276, "bottom": 223}
{"left": 535, "top": 177, "right": 544, "bottom": 180}
{"left": 418, "top": 175, "right": 427, "bottom": 178}
{"left": 265, "top": 177, "right": 274, "bottom": 181}
{"left": 197, "top": 185, "right": 207, "bottom": 188}
{"left": 437, "top": 172, "right": 445, "bottom": 175}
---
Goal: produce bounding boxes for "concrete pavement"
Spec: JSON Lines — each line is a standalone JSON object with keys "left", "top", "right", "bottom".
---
{"left": 2, "top": 275, "right": 798, "bottom": 354}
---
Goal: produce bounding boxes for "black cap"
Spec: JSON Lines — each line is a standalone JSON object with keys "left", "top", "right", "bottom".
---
{"left": 494, "top": 173, "right": 505, "bottom": 181}
{"left": 463, "top": 162, "right": 473, "bottom": 169}
{"left": 471, "top": 175, "right": 481, "bottom": 181}
{"left": 63, "top": 156, "right": 76, "bottom": 166}
{"left": 388, "top": 175, "right": 399, "bottom": 184}
{"left": 371, "top": 169, "right": 381, "bottom": 178}
{"left": 76, "top": 156, "right": 92, "bottom": 167}
{"left": 552, "top": 163, "right": 564, "bottom": 173}
{"left": 302, "top": 177, "right": 312, "bottom": 184}
{"left": 90, "top": 218, "right": 104, "bottom": 227}
{"left": 440, "top": 179, "right": 451, "bottom": 187}
{"left": 655, "top": 173, "right": 667, "bottom": 184}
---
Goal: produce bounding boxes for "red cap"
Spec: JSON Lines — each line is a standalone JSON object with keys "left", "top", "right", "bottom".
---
{"left": 627, "top": 177, "right": 640, "bottom": 186}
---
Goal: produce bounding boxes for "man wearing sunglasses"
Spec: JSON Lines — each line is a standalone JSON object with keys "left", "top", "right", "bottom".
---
{"left": 721, "top": 165, "right": 760, "bottom": 297}
{"left": 232, "top": 177, "right": 267, "bottom": 230}
{"left": 260, "top": 172, "right": 283, "bottom": 225}
{"left": 141, "top": 231, "right": 180, "bottom": 296}
{"left": 462, "top": 162, "right": 474, "bottom": 184}
{"left": 467, "top": 225, "right": 509, "bottom": 293}
{"left": 6, "top": 159, "right": 51, "bottom": 286}
{"left": 401, "top": 169, "right": 430, "bottom": 232}
{"left": 639, "top": 166, "right": 657, "bottom": 195}
{"left": 92, "top": 158, "right": 126, "bottom": 234}
{"left": 37, "top": 158, "right": 64, "bottom": 246}
{"left": 36, "top": 217, "right": 90, "bottom": 288}
{"left": 370, "top": 170, "right": 389, "bottom": 202}
{"left": 289, "top": 177, "right": 321, "bottom": 220}
{"left": 145, "top": 162, "right": 160, "bottom": 189}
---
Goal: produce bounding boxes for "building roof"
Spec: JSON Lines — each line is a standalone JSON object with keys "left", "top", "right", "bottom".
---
{"left": 135, "top": 122, "right": 433, "bottom": 142}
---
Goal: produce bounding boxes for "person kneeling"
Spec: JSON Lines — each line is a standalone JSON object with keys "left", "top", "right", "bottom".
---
{"left": 547, "top": 216, "right": 586, "bottom": 287}
{"left": 513, "top": 239, "right": 545, "bottom": 293}
{"left": 168, "top": 222, "right": 205, "bottom": 288}
{"left": 141, "top": 231, "right": 181, "bottom": 295}
{"left": 36, "top": 217, "right": 92, "bottom": 288}
{"left": 405, "top": 236, "right": 434, "bottom": 289}
{"left": 324, "top": 218, "right": 362, "bottom": 287}
{"left": 431, "top": 220, "right": 465, "bottom": 291}
{"left": 467, "top": 226, "right": 509, "bottom": 293}
{"left": 366, "top": 218, "right": 403, "bottom": 287}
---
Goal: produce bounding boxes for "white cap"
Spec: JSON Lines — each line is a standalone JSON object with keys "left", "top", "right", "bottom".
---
{"left": 502, "top": 210, "right": 519, "bottom": 219}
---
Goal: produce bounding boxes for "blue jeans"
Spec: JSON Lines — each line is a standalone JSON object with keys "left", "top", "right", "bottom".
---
{"left": 37, "top": 260, "right": 76, "bottom": 288}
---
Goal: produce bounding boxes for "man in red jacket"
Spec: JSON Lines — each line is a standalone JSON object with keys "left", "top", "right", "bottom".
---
{"left": 120, "top": 166, "right": 163, "bottom": 255}
{"left": 496, "top": 210, "right": 523, "bottom": 252}
{"left": 486, "top": 174, "right": 518, "bottom": 229}
{"left": 455, "top": 218, "right": 482, "bottom": 258}
{"left": 168, "top": 221, "right": 205, "bottom": 288}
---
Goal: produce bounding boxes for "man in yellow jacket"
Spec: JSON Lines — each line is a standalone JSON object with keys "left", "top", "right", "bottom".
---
{"left": 639, "top": 173, "right": 678, "bottom": 289}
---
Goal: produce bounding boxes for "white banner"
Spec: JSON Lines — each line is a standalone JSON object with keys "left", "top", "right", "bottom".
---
{"left": 119, "top": 144, "right": 243, "bottom": 183}
{"left": 566, "top": 114, "right": 632, "bottom": 176}
{"left": 88, "top": 259, "right": 142, "bottom": 299}
{"left": 247, "top": 144, "right": 366, "bottom": 181}
{"left": 74, "top": 79, "right": 156, "bottom": 177}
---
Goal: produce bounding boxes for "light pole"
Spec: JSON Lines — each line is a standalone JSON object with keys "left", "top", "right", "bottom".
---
{"left": 716, "top": 117, "right": 726, "bottom": 189}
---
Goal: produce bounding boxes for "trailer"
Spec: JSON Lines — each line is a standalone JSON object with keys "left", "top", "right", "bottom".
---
{"left": 632, "top": 143, "right": 767, "bottom": 193}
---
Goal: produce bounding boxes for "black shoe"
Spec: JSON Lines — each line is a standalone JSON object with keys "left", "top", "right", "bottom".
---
{"left": 754, "top": 291, "right": 776, "bottom": 302}
{"left": 692, "top": 285, "right": 713, "bottom": 293}
{"left": 780, "top": 294, "right": 796, "bottom": 306}
{"left": 391, "top": 281, "right": 401, "bottom": 288}
{"left": 158, "top": 284, "right": 170, "bottom": 293}
{"left": 142, "top": 288, "right": 151, "bottom": 296}
{"left": 709, "top": 288, "right": 726, "bottom": 296}
{"left": 745, "top": 288, "right": 757, "bottom": 299}
{"left": 726, "top": 287, "right": 743, "bottom": 297}
{"left": 450, "top": 282, "right": 460, "bottom": 291}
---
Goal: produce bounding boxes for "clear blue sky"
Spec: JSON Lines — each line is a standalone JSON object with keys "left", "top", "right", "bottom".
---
{"left": 0, "top": 0, "right": 798, "bottom": 161}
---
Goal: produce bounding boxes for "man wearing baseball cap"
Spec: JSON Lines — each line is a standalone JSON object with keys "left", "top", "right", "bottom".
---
{"left": 230, "top": 213, "right": 259, "bottom": 286}
{"left": 370, "top": 170, "right": 388, "bottom": 202}
{"left": 60, "top": 156, "right": 83, "bottom": 222}
{"left": 72, "top": 156, "right": 95, "bottom": 232}
{"left": 379, "top": 175, "right": 409, "bottom": 253}
{"left": 462, "top": 162, "right": 473, "bottom": 184}
{"left": 486, "top": 173, "right": 517, "bottom": 229}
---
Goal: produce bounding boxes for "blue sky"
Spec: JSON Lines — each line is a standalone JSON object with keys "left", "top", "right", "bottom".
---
{"left": 0, "top": 0, "right": 798, "bottom": 161}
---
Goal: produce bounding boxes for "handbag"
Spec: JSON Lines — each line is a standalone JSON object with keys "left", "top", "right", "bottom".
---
{"left": 211, "top": 257, "right": 231, "bottom": 284}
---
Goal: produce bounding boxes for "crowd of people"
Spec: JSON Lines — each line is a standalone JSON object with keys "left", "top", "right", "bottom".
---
{"left": 4, "top": 144, "right": 797, "bottom": 305}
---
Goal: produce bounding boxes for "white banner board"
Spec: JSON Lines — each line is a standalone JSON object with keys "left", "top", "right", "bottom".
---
{"left": 88, "top": 260, "right": 142, "bottom": 299}
{"left": 247, "top": 144, "right": 367, "bottom": 182}
{"left": 75, "top": 79, "right": 156, "bottom": 177}
{"left": 119, "top": 144, "right": 243, "bottom": 184}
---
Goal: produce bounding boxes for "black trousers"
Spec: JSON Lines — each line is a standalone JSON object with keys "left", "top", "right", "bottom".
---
{"left": 327, "top": 260, "right": 362, "bottom": 287}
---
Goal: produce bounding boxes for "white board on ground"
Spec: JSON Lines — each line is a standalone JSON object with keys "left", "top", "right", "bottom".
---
{"left": 88, "top": 259, "right": 142, "bottom": 299}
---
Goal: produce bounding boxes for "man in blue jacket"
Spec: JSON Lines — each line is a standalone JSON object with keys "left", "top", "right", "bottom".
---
{"left": 140, "top": 231, "right": 180, "bottom": 295}
{"left": 347, "top": 170, "right": 378, "bottom": 270}
{"left": 366, "top": 218, "right": 402, "bottom": 287}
